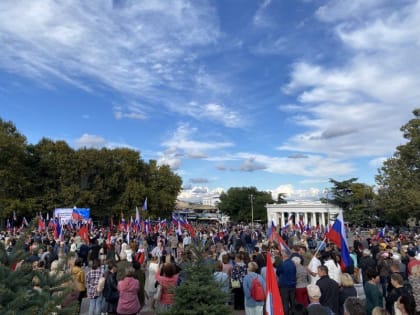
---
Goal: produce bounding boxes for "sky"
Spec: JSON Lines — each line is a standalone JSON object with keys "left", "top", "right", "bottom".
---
{"left": 1, "top": 0, "right": 419, "bottom": 203}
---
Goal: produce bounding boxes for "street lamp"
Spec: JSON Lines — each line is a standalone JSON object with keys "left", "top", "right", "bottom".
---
{"left": 249, "top": 194, "right": 254, "bottom": 231}
{"left": 324, "top": 188, "right": 330, "bottom": 226}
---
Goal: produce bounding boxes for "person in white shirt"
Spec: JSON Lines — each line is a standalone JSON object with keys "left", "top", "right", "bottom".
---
{"left": 307, "top": 250, "right": 322, "bottom": 284}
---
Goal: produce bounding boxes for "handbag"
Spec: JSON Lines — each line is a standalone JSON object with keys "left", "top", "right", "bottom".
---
{"left": 231, "top": 279, "right": 241, "bottom": 289}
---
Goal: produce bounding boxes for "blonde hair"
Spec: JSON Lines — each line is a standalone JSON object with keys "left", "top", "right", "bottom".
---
{"left": 411, "top": 264, "right": 420, "bottom": 277}
{"left": 341, "top": 273, "right": 354, "bottom": 287}
{"left": 247, "top": 262, "right": 258, "bottom": 272}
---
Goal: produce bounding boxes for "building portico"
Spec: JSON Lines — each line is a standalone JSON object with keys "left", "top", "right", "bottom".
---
{"left": 266, "top": 201, "right": 341, "bottom": 228}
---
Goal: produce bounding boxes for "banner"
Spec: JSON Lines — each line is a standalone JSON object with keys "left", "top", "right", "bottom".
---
{"left": 54, "top": 208, "right": 90, "bottom": 223}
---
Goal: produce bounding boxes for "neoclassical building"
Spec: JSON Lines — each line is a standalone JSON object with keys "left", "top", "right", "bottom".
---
{"left": 266, "top": 201, "right": 341, "bottom": 227}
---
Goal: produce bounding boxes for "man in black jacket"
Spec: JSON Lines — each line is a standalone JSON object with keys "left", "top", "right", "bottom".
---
{"left": 316, "top": 265, "right": 339, "bottom": 314}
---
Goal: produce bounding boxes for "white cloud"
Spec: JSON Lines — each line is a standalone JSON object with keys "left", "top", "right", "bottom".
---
{"left": 270, "top": 184, "right": 322, "bottom": 201}
{"left": 74, "top": 134, "right": 106, "bottom": 148}
{"left": 0, "top": 0, "right": 236, "bottom": 124}
{"left": 178, "top": 186, "right": 224, "bottom": 203}
{"left": 157, "top": 123, "right": 234, "bottom": 170}
{"left": 280, "top": 2, "right": 420, "bottom": 159}
{"left": 113, "top": 105, "right": 146, "bottom": 120}
{"left": 369, "top": 157, "right": 388, "bottom": 168}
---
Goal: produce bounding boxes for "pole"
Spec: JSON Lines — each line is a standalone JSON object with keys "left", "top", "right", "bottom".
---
{"left": 249, "top": 194, "right": 254, "bottom": 231}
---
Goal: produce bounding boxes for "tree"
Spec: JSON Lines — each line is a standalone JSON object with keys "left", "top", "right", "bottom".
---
{"left": 326, "top": 178, "right": 376, "bottom": 225}
{"left": 162, "top": 243, "right": 232, "bottom": 315}
{"left": 376, "top": 109, "right": 420, "bottom": 224}
{"left": 218, "top": 187, "right": 274, "bottom": 222}
{"left": 0, "top": 221, "right": 77, "bottom": 314}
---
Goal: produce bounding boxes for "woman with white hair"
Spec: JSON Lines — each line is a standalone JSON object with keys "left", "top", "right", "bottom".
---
{"left": 292, "top": 256, "right": 309, "bottom": 307}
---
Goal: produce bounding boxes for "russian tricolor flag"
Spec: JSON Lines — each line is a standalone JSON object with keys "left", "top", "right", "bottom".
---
{"left": 326, "top": 211, "right": 352, "bottom": 270}
{"left": 265, "top": 252, "right": 284, "bottom": 315}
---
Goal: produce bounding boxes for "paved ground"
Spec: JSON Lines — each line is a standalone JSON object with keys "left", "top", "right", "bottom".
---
{"left": 80, "top": 297, "right": 245, "bottom": 315}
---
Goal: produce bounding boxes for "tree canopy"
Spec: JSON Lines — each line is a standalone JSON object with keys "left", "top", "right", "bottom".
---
{"left": 0, "top": 118, "right": 182, "bottom": 223}
{"left": 375, "top": 109, "right": 420, "bottom": 224}
{"left": 218, "top": 186, "right": 274, "bottom": 222}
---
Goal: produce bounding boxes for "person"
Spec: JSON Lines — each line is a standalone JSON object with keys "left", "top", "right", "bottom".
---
{"left": 243, "top": 261, "right": 265, "bottom": 315}
{"left": 145, "top": 255, "right": 159, "bottom": 303}
{"left": 292, "top": 256, "right": 309, "bottom": 307}
{"left": 86, "top": 259, "right": 102, "bottom": 315}
{"left": 407, "top": 250, "right": 420, "bottom": 276}
{"left": 316, "top": 265, "right": 339, "bottom": 314}
{"left": 339, "top": 273, "right": 358, "bottom": 315}
{"left": 324, "top": 252, "right": 342, "bottom": 286}
{"left": 155, "top": 262, "right": 179, "bottom": 312}
{"left": 290, "top": 303, "right": 308, "bottom": 315}
{"left": 343, "top": 296, "right": 366, "bottom": 315}
{"left": 117, "top": 266, "right": 141, "bottom": 315}
{"left": 408, "top": 264, "right": 420, "bottom": 314}
{"left": 386, "top": 273, "right": 410, "bottom": 315}
{"left": 103, "top": 261, "right": 119, "bottom": 315}
{"left": 231, "top": 252, "right": 247, "bottom": 310}
{"left": 307, "top": 250, "right": 321, "bottom": 284}
{"left": 214, "top": 261, "right": 230, "bottom": 294}
{"left": 277, "top": 250, "right": 297, "bottom": 314}
{"left": 364, "top": 268, "right": 383, "bottom": 315}
{"left": 360, "top": 249, "right": 377, "bottom": 283}
{"left": 71, "top": 257, "right": 86, "bottom": 306}
{"left": 306, "top": 284, "right": 333, "bottom": 315}
{"left": 395, "top": 294, "right": 416, "bottom": 315}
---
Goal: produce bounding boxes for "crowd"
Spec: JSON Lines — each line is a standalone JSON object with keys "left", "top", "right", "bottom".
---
{"left": 1, "top": 221, "right": 420, "bottom": 315}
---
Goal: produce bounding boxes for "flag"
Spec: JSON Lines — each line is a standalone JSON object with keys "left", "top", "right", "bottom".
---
{"left": 22, "top": 216, "right": 29, "bottom": 227}
{"left": 53, "top": 219, "right": 62, "bottom": 240}
{"left": 72, "top": 210, "right": 83, "bottom": 221}
{"left": 376, "top": 227, "right": 385, "bottom": 240}
{"left": 135, "top": 207, "right": 140, "bottom": 224}
{"left": 38, "top": 216, "right": 45, "bottom": 232}
{"left": 298, "top": 215, "right": 305, "bottom": 233}
{"left": 267, "top": 220, "right": 276, "bottom": 239}
{"left": 142, "top": 197, "right": 147, "bottom": 211}
{"left": 78, "top": 225, "right": 89, "bottom": 243}
{"left": 13, "top": 211, "right": 17, "bottom": 221}
{"left": 325, "top": 210, "right": 352, "bottom": 270}
{"left": 6, "top": 219, "right": 11, "bottom": 230}
{"left": 268, "top": 220, "right": 291, "bottom": 254}
{"left": 265, "top": 252, "right": 284, "bottom": 315}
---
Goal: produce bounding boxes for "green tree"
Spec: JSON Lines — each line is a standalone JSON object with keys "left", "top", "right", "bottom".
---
{"left": 218, "top": 187, "right": 273, "bottom": 222}
{"left": 162, "top": 243, "right": 232, "bottom": 315}
{"left": 326, "top": 178, "right": 376, "bottom": 225}
{"left": 376, "top": 109, "right": 420, "bottom": 224}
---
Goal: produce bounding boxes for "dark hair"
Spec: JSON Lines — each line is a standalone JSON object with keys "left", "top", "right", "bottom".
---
{"left": 398, "top": 294, "right": 416, "bottom": 315}
{"left": 344, "top": 297, "right": 366, "bottom": 315}
{"left": 132, "top": 261, "right": 140, "bottom": 270}
{"left": 74, "top": 258, "right": 83, "bottom": 267}
{"left": 214, "top": 261, "right": 223, "bottom": 272}
{"left": 91, "top": 259, "right": 99, "bottom": 270}
{"left": 366, "top": 268, "right": 379, "bottom": 280}
{"left": 318, "top": 265, "right": 329, "bottom": 274}
{"left": 290, "top": 303, "right": 308, "bottom": 315}
{"left": 162, "top": 263, "right": 177, "bottom": 278}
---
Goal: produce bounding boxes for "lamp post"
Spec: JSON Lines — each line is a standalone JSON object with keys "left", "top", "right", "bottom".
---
{"left": 249, "top": 194, "right": 254, "bottom": 231}
{"left": 324, "top": 188, "right": 330, "bottom": 226}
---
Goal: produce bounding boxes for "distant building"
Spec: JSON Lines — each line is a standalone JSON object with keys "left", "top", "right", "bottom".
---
{"left": 201, "top": 195, "right": 220, "bottom": 207}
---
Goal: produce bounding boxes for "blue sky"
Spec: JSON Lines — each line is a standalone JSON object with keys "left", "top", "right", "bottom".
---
{"left": 1, "top": 0, "right": 419, "bottom": 202}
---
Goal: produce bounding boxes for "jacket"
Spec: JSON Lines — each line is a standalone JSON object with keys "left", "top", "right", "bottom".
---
{"left": 276, "top": 258, "right": 296, "bottom": 288}
{"left": 117, "top": 276, "right": 140, "bottom": 315}
{"left": 316, "top": 275, "right": 339, "bottom": 314}
{"left": 243, "top": 272, "right": 266, "bottom": 307}
{"left": 156, "top": 272, "right": 179, "bottom": 305}
{"left": 71, "top": 265, "right": 85, "bottom": 292}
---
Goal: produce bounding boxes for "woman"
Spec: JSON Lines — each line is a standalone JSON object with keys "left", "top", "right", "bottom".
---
{"left": 395, "top": 294, "right": 416, "bottom": 315}
{"left": 386, "top": 273, "right": 410, "bottom": 315}
{"left": 103, "top": 261, "right": 119, "bottom": 314}
{"left": 408, "top": 264, "right": 420, "bottom": 314}
{"left": 222, "top": 254, "right": 233, "bottom": 280}
{"left": 365, "top": 268, "right": 383, "bottom": 315}
{"left": 231, "top": 252, "right": 247, "bottom": 310}
{"left": 292, "top": 256, "right": 309, "bottom": 307}
{"left": 145, "top": 256, "right": 159, "bottom": 301}
{"left": 71, "top": 257, "right": 86, "bottom": 306}
{"left": 339, "top": 273, "right": 357, "bottom": 315}
{"left": 117, "top": 267, "right": 140, "bottom": 315}
{"left": 324, "top": 252, "right": 342, "bottom": 286}
{"left": 155, "top": 262, "right": 179, "bottom": 312}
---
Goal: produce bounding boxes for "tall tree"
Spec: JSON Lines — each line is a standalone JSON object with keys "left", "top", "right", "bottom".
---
{"left": 218, "top": 186, "right": 273, "bottom": 222}
{"left": 376, "top": 109, "right": 420, "bottom": 224}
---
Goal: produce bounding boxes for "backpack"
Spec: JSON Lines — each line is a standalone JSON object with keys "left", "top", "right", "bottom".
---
{"left": 250, "top": 276, "right": 265, "bottom": 301}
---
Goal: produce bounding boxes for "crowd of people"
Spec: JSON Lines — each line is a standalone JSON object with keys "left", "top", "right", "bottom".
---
{"left": 1, "top": 221, "right": 420, "bottom": 315}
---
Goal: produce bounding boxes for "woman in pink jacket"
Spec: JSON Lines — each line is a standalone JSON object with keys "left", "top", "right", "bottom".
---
{"left": 155, "top": 262, "right": 179, "bottom": 312}
{"left": 117, "top": 267, "right": 140, "bottom": 315}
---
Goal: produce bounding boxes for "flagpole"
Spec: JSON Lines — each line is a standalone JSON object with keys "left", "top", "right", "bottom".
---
{"left": 314, "top": 236, "right": 327, "bottom": 257}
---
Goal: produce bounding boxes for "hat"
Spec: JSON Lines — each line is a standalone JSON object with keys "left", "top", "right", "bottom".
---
{"left": 307, "top": 284, "right": 322, "bottom": 299}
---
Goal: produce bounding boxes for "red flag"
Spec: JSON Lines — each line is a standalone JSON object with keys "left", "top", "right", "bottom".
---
{"left": 78, "top": 225, "right": 89, "bottom": 243}
{"left": 38, "top": 217, "right": 45, "bottom": 232}
{"left": 265, "top": 252, "right": 284, "bottom": 315}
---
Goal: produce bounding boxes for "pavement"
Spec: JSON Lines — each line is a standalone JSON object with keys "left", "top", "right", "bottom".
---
{"left": 79, "top": 297, "right": 245, "bottom": 315}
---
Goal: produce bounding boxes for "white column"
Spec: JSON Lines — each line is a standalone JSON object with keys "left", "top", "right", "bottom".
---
{"left": 281, "top": 211, "right": 285, "bottom": 227}
{"left": 304, "top": 212, "right": 308, "bottom": 225}
{"left": 321, "top": 212, "right": 325, "bottom": 227}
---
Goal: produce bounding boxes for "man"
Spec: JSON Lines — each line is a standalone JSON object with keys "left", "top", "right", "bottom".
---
{"left": 306, "top": 284, "right": 332, "bottom": 315}
{"left": 243, "top": 262, "right": 266, "bottom": 315}
{"left": 407, "top": 249, "right": 420, "bottom": 276}
{"left": 343, "top": 296, "right": 366, "bottom": 315}
{"left": 359, "top": 249, "right": 376, "bottom": 283}
{"left": 276, "top": 250, "right": 296, "bottom": 315}
{"left": 316, "top": 265, "right": 339, "bottom": 314}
